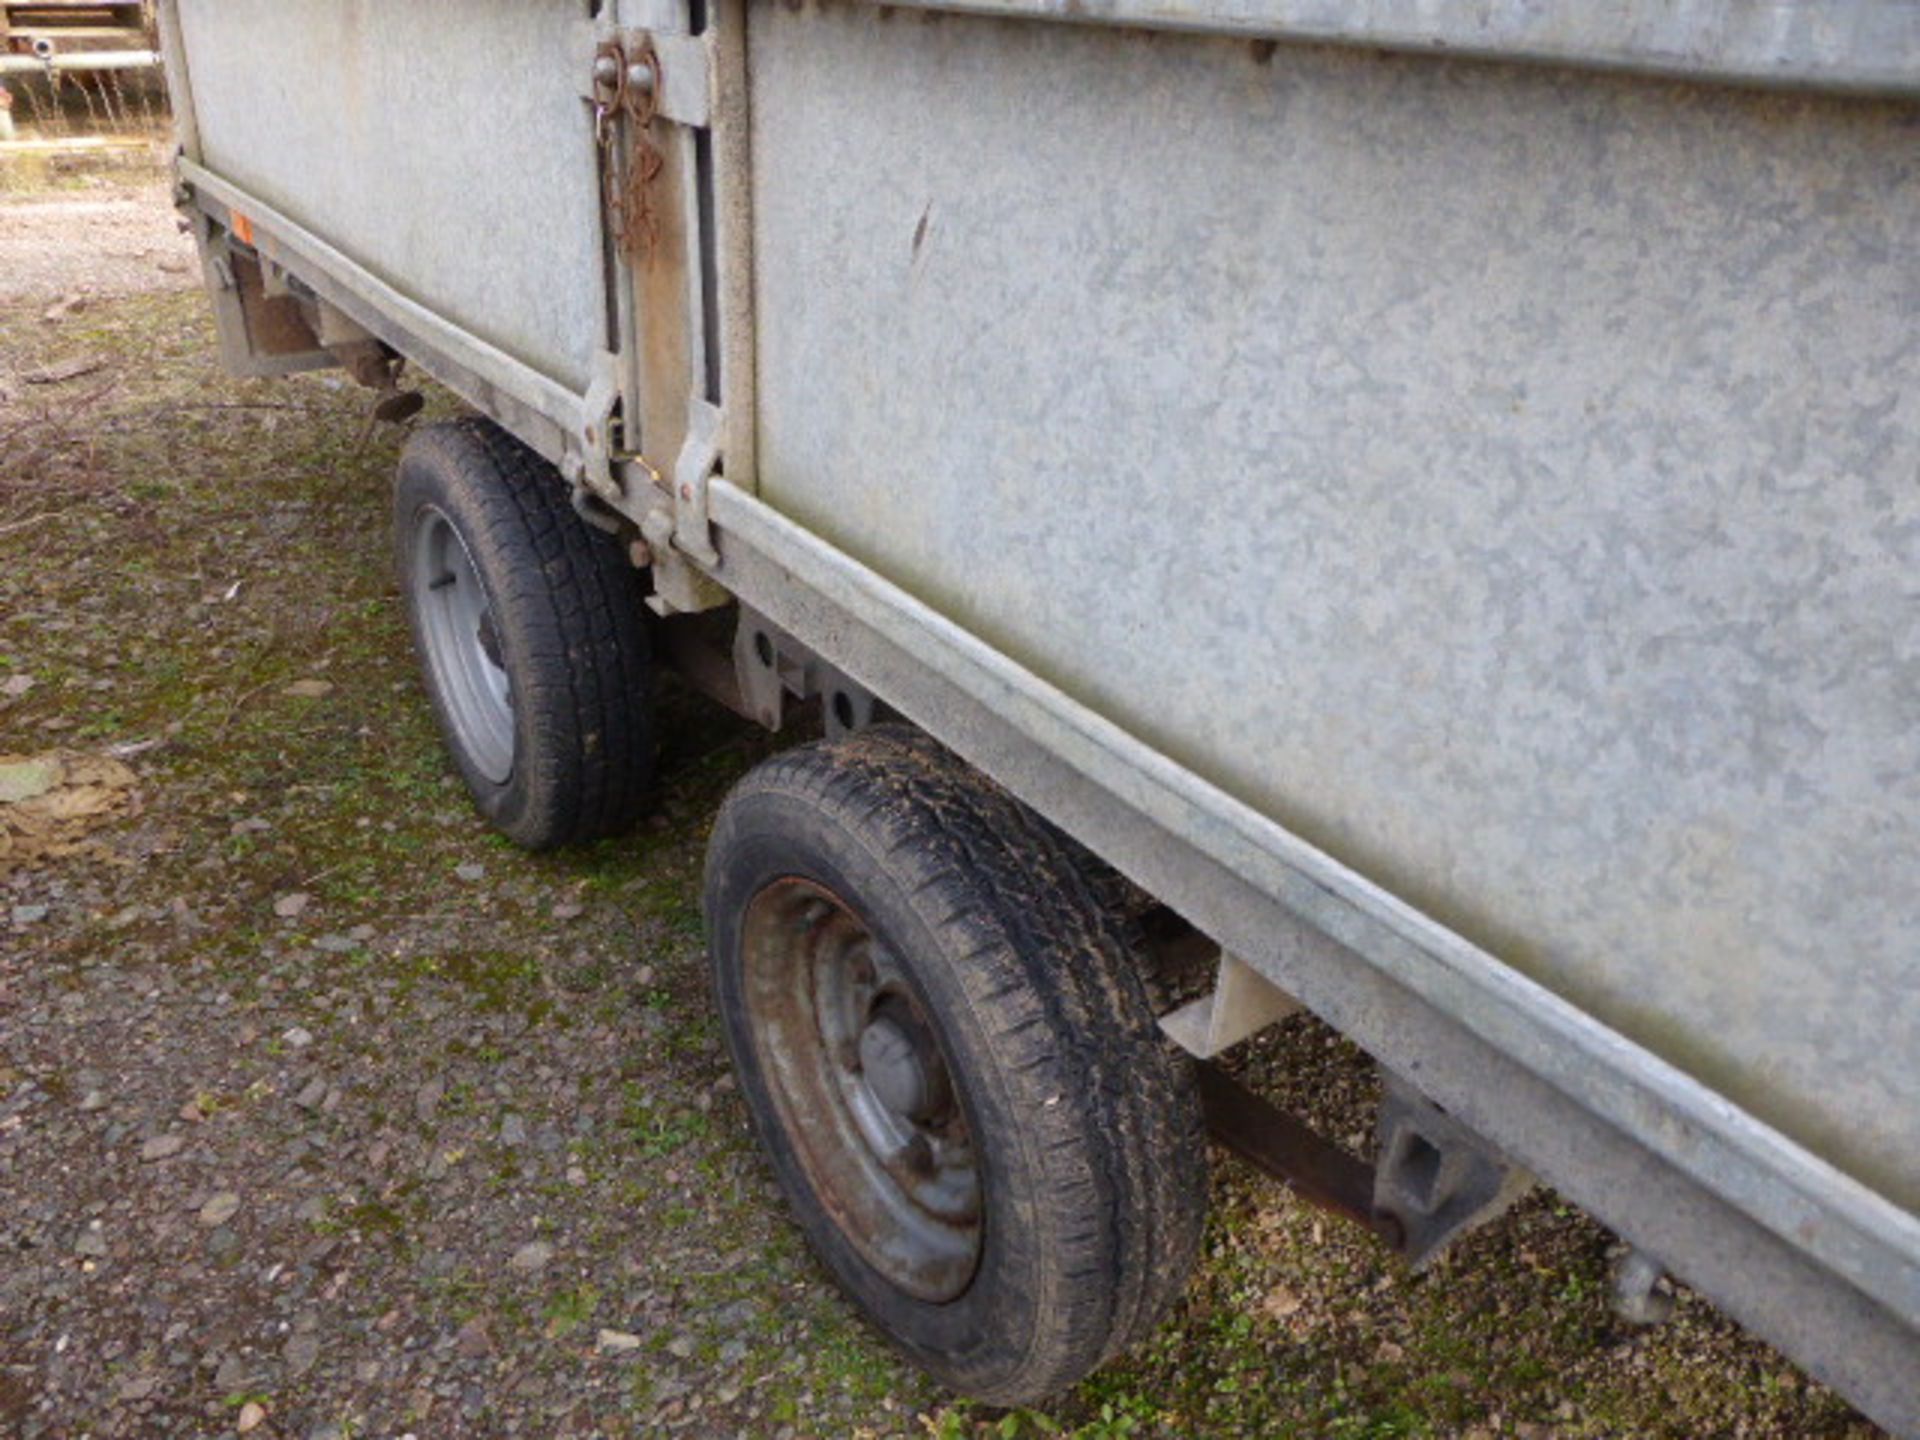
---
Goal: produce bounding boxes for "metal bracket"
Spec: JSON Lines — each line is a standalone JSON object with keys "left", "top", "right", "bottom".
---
{"left": 671, "top": 396, "right": 723, "bottom": 566}
{"left": 1161, "top": 950, "right": 1304, "bottom": 1058}
{"left": 732, "top": 607, "right": 882, "bottom": 736}
{"left": 651, "top": 34, "right": 712, "bottom": 128}
{"left": 734, "top": 607, "right": 805, "bottom": 729}
{"left": 1373, "top": 1071, "right": 1533, "bottom": 1267}
{"left": 578, "top": 349, "right": 623, "bottom": 507}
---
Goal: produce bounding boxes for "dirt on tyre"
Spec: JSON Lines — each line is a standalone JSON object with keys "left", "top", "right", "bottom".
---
{"left": 704, "top": 725, "right": 1208, "bottom": 1404}
{"left": 394, "top": 417, "right": 654, "bottom": 849}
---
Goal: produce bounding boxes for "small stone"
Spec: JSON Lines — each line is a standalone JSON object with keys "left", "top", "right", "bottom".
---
{"left": 508, "top": 1241, "right": 555, "bottom": 1273}
{"left": 78, "top": 1089, "right": 107, "bottom": 1112}
{"left": 74, "top": 1227, "right": 108, "bottom": 1258}
{"left": 140, "top": 1134, "right": 185, "bottom": 1162}
{"left": 285, "top": 1331, "right": 321, "bottom": 1377}
{"left": 551, "top": 902, "right": 584, "bottom": 921}
{"left": 596, "top": 1329, "right": 642, "bottom": 1354}
{"left": 273, "top": 893, "right": 312, "bottom": 920}
{"left": 117, "top": 1374, "right": 158, "bottom": 1402}
{"left": 11, "top": 904, "right": 49, "bottom": 926}
{"left": 0, "top": 673, "right": 33, "bottom": 698}
{"left": 499, "top": 1114, "right": 527, "bottom": 1147}
{"left": 237, "top": 1401, "right": 268, "bottom": 1433}
{"left": 198, "top": 1192, "right": 242, "bottom": 1227}
{"left": 1261, "top": 1284, "right": 1302, "bottom": 1320}
{"left": 282, "top": 1027, "right": 315, "bottom": 1049}
{"left": 454, "top": 1317, "right": 492, "bottom": 1358}
{"left": 312, "top": 933, "right": 358, "bottom": 954}
{"left": 665, "top": 1336, "right": 694, "bottom": 1359}
{"left": 283, "top": 679, "right": 334, "bottom": 699}
{"left": 453, "top": 863, "right": 484, "bottom": 883}
{"left": 293, "top": 1078, "right": 328, "bottom": 1111}
{"left": 346, "top": 924, "right": 376, "bottom": 942}
{"left": 415, "top": 1080, "right": 444, "bottom": 1122}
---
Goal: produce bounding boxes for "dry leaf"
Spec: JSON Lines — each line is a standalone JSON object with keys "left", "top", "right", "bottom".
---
{"left": 0, "top": 751, "right": 139, "bottom": 873}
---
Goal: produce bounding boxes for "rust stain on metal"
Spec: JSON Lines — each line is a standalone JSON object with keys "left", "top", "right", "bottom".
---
{"left": 595, "top": 39, "right": 667, "bottom": 263}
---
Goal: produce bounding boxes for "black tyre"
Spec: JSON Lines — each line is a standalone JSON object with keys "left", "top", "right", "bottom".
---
{"left": 704, "top": 726, "right": 1207, "bottom": 1403}
{"left": 394, "top": 418, "right": 653, "bottom": 849}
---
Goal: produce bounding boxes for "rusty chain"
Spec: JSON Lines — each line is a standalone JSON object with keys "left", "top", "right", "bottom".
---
{"left": 593, "top": 40, "right": 665, "bottom": 262}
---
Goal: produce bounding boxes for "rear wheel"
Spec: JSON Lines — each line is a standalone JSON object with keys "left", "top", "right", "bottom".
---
{"left": 704, "top": 726, "right": 1208, "bottom": 1403}
{"left": 394, "top": 418, "right": 654, "bottom": 848}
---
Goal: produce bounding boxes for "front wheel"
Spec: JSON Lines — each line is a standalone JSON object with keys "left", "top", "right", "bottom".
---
{"left": 704, "top": 726, "right": 1208, "bottom": 1403}
{"left": 394, "top": 418, "right": 654, "bottom": 849}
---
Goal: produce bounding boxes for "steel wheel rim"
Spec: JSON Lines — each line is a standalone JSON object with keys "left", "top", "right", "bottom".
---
{"left": 741, "top": 878, "right": 982, "bottom": 1302}
{"left": 411, "top": 506, "right": 514, "bottom": 784}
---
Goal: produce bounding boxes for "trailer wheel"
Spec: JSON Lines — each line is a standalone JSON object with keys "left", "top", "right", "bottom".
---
{"left": 394, "top": 418, "right": 653, "bottom": 848}
{"left": 704, "top": 726, "right": 1207, "bottom": 1403}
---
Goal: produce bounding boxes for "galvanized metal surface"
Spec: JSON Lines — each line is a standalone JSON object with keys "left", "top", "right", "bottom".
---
{"left": 172, "top": 0, "right": 605, "bottom": 398}
{"left": 705, "top": 479, "right": 1920, "bottom": 1438}
{"left": 747, "top": 3, "right": 1920, "bottom": 1216}
{"left": 1160, "top": 950, "right": 1302, "bottom": 1058}
{"left": 1373, "top": 1070, "right": 1532, "bottom": 1266}
{"left": 859, "top": 0, "right": 1920, "bottom": 96}
{"left": 178, "top": 159, "right": 589, "bottom": 473}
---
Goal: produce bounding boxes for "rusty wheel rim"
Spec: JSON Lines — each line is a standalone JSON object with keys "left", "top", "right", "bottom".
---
{"left": 740, "top": 878, "right": 982, "bottom": 1302}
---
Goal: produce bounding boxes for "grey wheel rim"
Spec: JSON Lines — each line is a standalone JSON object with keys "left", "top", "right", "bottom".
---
{"left": 411, "top": 506, "right": 514, "bottom": 785}
{"left": 741, "top": 878, "right": 983, "bottom": 1302}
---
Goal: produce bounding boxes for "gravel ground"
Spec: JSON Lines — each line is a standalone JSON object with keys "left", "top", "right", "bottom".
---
{"left": 0, "top": 171, "right": 1889, "bottom": 1440}
{"left": 0, "top": 175, "right": 197, "bottom": 308}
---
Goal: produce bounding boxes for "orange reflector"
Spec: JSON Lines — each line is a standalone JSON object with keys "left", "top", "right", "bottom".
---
{"left": 231, "top": 210, "right": 255, "bottom": 246}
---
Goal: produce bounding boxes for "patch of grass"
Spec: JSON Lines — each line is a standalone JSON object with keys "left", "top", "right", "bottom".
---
{"left": 620, "top": 1084, "right": 711, "bottom": 1159}
{"left": 543, "top": 1283, "right": 600, "bottom": 1338}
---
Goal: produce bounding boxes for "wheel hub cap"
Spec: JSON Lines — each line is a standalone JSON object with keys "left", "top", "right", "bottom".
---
{"left": 858, "top": 1009, "right": 946, "bottom": 1122}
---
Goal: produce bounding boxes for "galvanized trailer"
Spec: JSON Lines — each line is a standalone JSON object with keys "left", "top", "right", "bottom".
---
{"left": 159, "top": 1, "right": 1920, "bottom": 1430}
